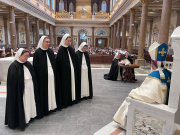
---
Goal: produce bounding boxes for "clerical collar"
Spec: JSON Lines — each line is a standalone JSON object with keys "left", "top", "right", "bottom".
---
{"left": 62, "top": 45, "right": 69, "bottom": 48}
{"left": 17, "top": 59, "right": 25, "bottom": 63}
{"left": 40, "top": 47, "right": 48, "bottom": 50}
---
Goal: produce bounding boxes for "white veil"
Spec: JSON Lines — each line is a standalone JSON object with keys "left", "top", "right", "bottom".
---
{"left": 59, "top": 34, "right": 70, "bottom": 47}
{"left": 37, "top": 36, "right": 47, "bottom": 49}
{"left": 78, "top": 42, "right": 88, "bottom": 51}
{"left": 12, "top": 48, "right": 24, "bottom": 62}
{"left": 114, "top": 52, "right": 119, "bottom": 59}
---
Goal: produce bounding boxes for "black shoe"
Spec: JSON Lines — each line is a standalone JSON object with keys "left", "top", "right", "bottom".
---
{"left": 133, "top": 79, "right": 137, "bottom": 81}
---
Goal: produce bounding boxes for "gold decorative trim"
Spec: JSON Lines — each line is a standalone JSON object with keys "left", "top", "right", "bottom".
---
{"left": 129, "top": 8, "right": 136, "bottom": 14}
{"left": 162, "top": 89, "right": 167, "bottom": 93}
{"left": 140, "top": 0, "right": 150, "bottom": 6}
{"left": 122, "top": 15, "right": 127, "bottom": 20}
{"left": 56, "top": 9, "right": 70, "bottom": 19}
{"left": 147, "top": 76, "right": 161, "bottom": 83}
{"left": 95, "top": 10, "right": 109, "bottom": 19}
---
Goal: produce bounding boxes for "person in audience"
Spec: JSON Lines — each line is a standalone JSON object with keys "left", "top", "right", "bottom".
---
{"left": 113, "top": 42, "right": 172, "bottom": 130}
{"left": 104, "top": 52, "right": 122, "bottom": 81}
{"left": 76, "top": 42, "right": 93, "bottom": 100}
{"left": 5, "top": 48, "right": 41, "bottom": 130}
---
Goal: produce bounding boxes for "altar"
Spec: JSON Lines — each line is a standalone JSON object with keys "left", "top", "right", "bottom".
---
{"left": 0, "top": 57, "right": 33, "bottom": 83}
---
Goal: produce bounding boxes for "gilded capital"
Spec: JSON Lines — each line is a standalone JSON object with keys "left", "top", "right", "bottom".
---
{"left": 35, "top": 18, "right": 39, "bottom": 22}
{"left": 140, "top": 0, "right": 149, "bottom": 6}
{"left": 118, "top": 19, "right": 122, "bottom": 22}
{"left": 24, "top": 13, "right": 29, "bottom": 18}
{"left": 122, "top": 15, "right": 127, "bottom": 20}
{"left": 7, "top": 6, "right": 16, "bottom": 12}
{"left": 43, "top": 21, "right": 46, "bottom": 24}
{"left": 129, "top": 8, "right": 136, "bottom": 14}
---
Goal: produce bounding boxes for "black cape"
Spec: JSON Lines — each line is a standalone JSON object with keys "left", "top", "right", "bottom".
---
{"left": 76, "top": 50, "right": 93, "bottom": 100}
{"left": 104, "top": 58, "right": 120, "bottom": 81}
{"left": 33, "top": 48, "right": 62, "bottom": 118}
{"left": 5, "top": 60, "right": 41, "bottom": 130}
{"left": 56, "top": 46, "right": 78, "bottom": 108}
{"left": 121, "top": 56, "right": 135, "bottom": 80}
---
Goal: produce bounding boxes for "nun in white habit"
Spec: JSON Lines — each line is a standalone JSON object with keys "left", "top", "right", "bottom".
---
{"left": 5, "top": 48, "right": 41, "bottom": 130}
{"left": 33, "top": 36, "right": 61, "bottom": 117}
{"left": 76, "top": 42, "right": 93, "bottom": 100}
{"left": 56, "top": 34, "right": 78, "bottom": 108}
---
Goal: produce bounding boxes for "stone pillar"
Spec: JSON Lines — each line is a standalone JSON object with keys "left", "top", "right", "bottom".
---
{"left": 43, "top": 21, "right": 46, "bottom": 35}
{"left": 71, "top": 26, "right": 74, "bottom": 47}
{"left": 53, "top": 26, "right": 56, "bottom": 46}
{"left": 158, "top": 0, "right": 172, "bottom": 45}
{"left": 128, "top": 8, "right": 135, "bottom": 54}
{"left": 16, "top": 21, "right": 19, "bottom": 47}
{"left": 35, "top": 18, "right": 39, "bottom": 46}
{"left": 137, "top": 0, "right": 148, "bottom": 58}
{"left": 148, "top": 19, "right": 153, "bottom": 47}
{"left": 111, "top": 25, "right": 114, "bottom": 48}
{"left": 117, "top": 19, "right": 121, "bottom": 49}
{"left": 176, "top": 10, "right": 180, "bottom": 27}
{"left": 24, "top": 13, "right": 30, "bottom": 49}
{"left": 134, "top": 24, "right": 138, "bottom": 50}
{"left": 3, "top": 17, "right": 8, "bottom": 48}
{"left": 49, "top": 24, "right": 52, "bottom": 45}
{"left": 8, "top": 6, "right": 17, "bottom": 49}
{"left": 121, "top": 15, "right": 127, "bottom": 50}
{"left": 108, "top": 27, "right": 111, "bottom": 47}
{"left": 113, "top": 23, "right": 117, "bottom": 49}
{"left": 92, "top": 27, "right": 94, "bottom": 47}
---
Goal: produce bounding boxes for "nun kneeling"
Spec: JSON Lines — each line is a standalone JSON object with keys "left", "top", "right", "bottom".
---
{"left": 5, "top": 48, "right": 41, "bottom": 130}
{"left": 76, "top": 42, "right": 93, "bottom": 100}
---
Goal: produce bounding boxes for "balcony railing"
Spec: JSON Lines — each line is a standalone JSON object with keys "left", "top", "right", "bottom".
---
{"left": 56, "top": 9, "right": 109, "bottom": 20}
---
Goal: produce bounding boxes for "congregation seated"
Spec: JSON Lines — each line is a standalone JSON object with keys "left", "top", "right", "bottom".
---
{"left": 113, "top": 42, "right": 171, "bottom": 130}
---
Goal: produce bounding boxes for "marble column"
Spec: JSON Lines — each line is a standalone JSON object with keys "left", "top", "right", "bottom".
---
{"left": 71, "top": 26, "right": 74, "bottom": 47}
{"left": 128, "top": 8, "right": 135, "bottom": 54}
{"left": 3, "top": 17, "right": 8, "bottom": 48}
{"left": 15, "top": 21, "right": 19, "bottom": 47}
{"left": 35, "top": 18, "right": 39, "bottom": 46}
{"left": 108, "top": 27, "right": 111, "bottom": 47}
{"left": 138, "top": 0, "right": 148, "bottom": 58}
{"left": 113, "top": 23, "right": 117, "bottom": 49}
{"left": 8, "top": 6, "right": 17, "bottom": 49}
{"left": 176, "top": 10, "right": 180, "bottom": 27}
{"left": 148, "top": 19, "right": 153, "bottom": 47}
{"left": 53, "top": 26, "right": 56, "bottom": 46}
{"left": 121, "top": 15, "right": 127, "bottom": 50}
{"left": 158, "top": 0, "right": 172, "bottom": 45}
{"left": 49, "top": 24, "right": 52, "bottom": 45}
{"left": 117, "top": 19, "right": 121, "bottom": 49}
{"left": 111, "top": 25, "right": 114, "bottom": 48}
{"left": 134, "top": 24, "right": 138, "bottom": 50}
{"left": 43, "top": 21, "right": 46, "bottom": 35}
{"left": 24, "top": 13, "right": 30, "bottom": 49}
{"left": 92, "top": 27, "right": 94, "bottom": 47}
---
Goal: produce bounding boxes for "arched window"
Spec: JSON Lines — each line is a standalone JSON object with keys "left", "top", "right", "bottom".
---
{"left": 47, "top": 0, "right": 50, "bottom": 5}
{"left": 101, "top": 0, "right": 107, "bottom": 12}
{"left": 93, "top": 3, "right": 98, "bottom": 13}
{"left": 52, "top": 0, "right": 54, "bottom": 10}
{"left": 69, "top": 2, "right": 74, "bottom": 13}
{"left": 59, "top": 0, "right": 64, "bottom": 11}
{"left": 96, "top": 30, "right": 107, "bottom": 36}
{"left": 58, "top": 29, "right": 69, "bottom": 36}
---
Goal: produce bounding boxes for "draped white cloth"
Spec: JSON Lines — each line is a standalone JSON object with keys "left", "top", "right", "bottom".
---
{"left": 14, "top": 49, "right": 37, "bottom": 124}
{"left": 59, "top": 34, "right": 70, "bottom": 47}
{"left": 113, "top": 73, "right": 167, "bottom": 128}
{"left": 81, "top": 53, "right": 90, "bottom": 98}
{"left": 37, "top": 36, "right": 47, "bottom": 49}
{"left": 23, "top": 65, "right": 37, "bottom": 124}
{"left": 78, "top": 42, "right": 88, "bottom": 51}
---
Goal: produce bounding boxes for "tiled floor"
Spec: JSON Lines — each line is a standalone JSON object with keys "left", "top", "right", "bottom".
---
{"left": 0, "top": 69, "right": 146, "bottom": 135}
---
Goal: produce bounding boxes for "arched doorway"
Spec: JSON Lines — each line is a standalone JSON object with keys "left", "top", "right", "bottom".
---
{"left": 96, "top": 29, "right": 107, "bottom": 48}
{"left": 78, "top": 29, "right": 88, "bottom": 46}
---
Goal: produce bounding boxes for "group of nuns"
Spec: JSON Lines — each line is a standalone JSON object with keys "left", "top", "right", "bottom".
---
{"left": 5, "top": 34, "right": 93, "bottom": 130}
